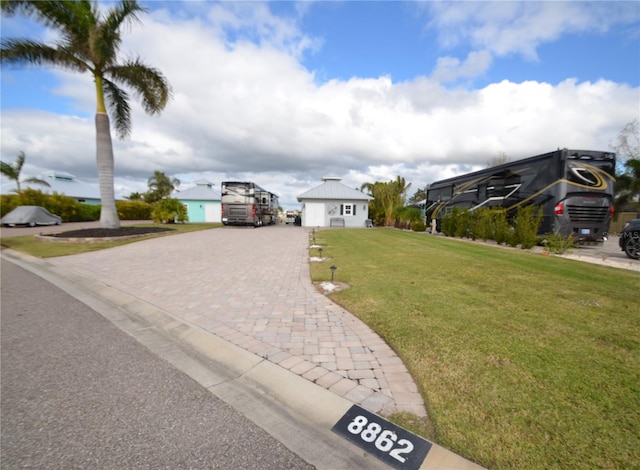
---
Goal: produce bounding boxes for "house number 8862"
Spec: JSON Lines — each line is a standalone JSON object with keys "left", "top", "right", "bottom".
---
{"left": 347, "top": 415, "right": 414, "bottom": 463}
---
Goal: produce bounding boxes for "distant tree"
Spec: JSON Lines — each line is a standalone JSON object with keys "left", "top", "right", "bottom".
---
{"left": 127, "top": 192, "right": 144, "bottom": 201}
{"left": 361, "top": 176, "right": 412, "bottom": 226}
{"left": 0, "top": 151, "right": 50, "bottom": 194}
{"left": 1, "top": 0, "right": 171, "bottom": 229}
{"left": 486, "top": 152, "right": 510, "bottom": 167}
{"left": 407, "top": 188, "right": 427, "bottom": 205}
{"left": 610, "top": 119, "right": 639, "bottom": 166}
{"left": 610, "top": 120, "right": 640, "bottom": 211}
{"left": 145, "top": 171, "right": 180, "bottom": 204}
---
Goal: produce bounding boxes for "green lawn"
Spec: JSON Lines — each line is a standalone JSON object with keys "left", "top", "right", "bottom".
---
{"left": 310, "top": 228, "right": 639, "bottom": 470}
{"left": 0, "top": 223, "right": 221, "bottom": 257}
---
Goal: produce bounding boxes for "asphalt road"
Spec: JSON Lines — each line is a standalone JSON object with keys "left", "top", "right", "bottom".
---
{"left": 0, "top": 259, "right": 315, "bottom": 469}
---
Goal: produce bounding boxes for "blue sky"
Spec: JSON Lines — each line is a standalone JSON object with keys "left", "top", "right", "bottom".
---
{"left": 1, "top": 1, "right": 639, "bottom": 207}
{"left": 294, "top": 1, "right": 640, "bottom": 87}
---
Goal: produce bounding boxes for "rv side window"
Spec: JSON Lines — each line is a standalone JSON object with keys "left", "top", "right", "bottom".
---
{"left": 441, "top": 188, "right": 452, "bottom": 201}
{"left": 478, "top": 184, "right": 487, "bottom": 200}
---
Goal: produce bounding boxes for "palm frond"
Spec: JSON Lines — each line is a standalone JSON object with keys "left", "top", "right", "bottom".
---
{"left": 93, "top": 0, "right": 144, "bottom": 69}
{"left": 0, "top": 161, "right": 19, "bottom": 180}
{"left": 107, "top": 59, "right": 171, "bottom": 114}
{"left": 103, "top": 78, "right": 132, "bottom": 139}
{"left": 104, "top": 0, "right": 145, "bottom": 32}
{"left": 15, "top": 151, "right": 26, "bottom": 171}
{"left": 2, "top": 1, "right": 94, "bottom": 41}
{"left": 23, "top": 177, "right": 51, "bottom": 188}
{"left": 1, "top": 38, "right": 88, "bottom": 73}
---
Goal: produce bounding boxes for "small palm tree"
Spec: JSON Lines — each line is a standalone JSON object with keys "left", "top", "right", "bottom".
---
{"left": 1, "top": 0, "right": 171, "bottom": 228}
{"left": 146, "top": 170, "right": 180, "bottom": 203}
{"left": 0, "top": 151, "right": 50, "bottom": 194}
{"left": 361, "top": 176, "right": 412, "bottom": 226}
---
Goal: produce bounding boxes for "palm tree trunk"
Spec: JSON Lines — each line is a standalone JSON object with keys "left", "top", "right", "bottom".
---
{"left": 95, "top": 112, "right": 120, "bottom": 229}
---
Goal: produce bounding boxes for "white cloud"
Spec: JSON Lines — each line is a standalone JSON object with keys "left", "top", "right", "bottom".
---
{"left": 1, "top": 2, "right": 638, "bottom": 209}
{"left": 424, "top": 1, "right": 639, "bottom": 60}
{"left": 431, "top": 50, "right": 493, "bottom": 83}
{"left": 422, "top": 1, "right": 640, "bottom": 82}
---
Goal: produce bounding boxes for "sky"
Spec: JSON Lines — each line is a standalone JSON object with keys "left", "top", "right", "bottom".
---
{"left": 1, "top": 1, "right": 639, "bottom": 209}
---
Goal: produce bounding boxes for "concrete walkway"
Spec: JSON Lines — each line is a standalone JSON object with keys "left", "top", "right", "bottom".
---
{"left": 47, "top": 224, "right": 426, "bottom": 417}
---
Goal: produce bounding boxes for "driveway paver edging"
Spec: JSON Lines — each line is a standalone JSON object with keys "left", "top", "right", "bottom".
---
{"left": 46, "top": 225, "right": 427, "bottom": 417}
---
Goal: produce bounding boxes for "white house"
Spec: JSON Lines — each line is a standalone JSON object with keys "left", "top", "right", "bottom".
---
{"left": 297, "top": 176, "right": 373, "bottom": 228}
{"left": 172, "top": 180, "right": 221, "bottom": 223}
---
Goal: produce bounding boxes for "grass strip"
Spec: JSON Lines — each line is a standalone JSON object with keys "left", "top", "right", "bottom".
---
{"left": 310, "top": 228, "right": 640, "bottom": 470}
{"left": 0, "top": 223, "right": 220, "bottom": 257}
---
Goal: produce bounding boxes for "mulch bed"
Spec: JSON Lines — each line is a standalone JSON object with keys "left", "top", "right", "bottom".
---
{"left": 48, "top": 227, "right": 174, "bottom": 238}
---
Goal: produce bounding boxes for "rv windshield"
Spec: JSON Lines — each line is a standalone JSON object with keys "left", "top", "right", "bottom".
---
{"left": 221, "top": 182, "right": 253, "bottom": 203}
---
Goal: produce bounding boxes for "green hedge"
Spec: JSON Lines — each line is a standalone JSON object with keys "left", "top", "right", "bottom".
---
{"left": 1, "top": 189, "right": 91, "bottom": 222}
{"left": 440, "top": 206, "right": 543, "bottom": 249}
{"left": 116, "top": 200, "right": 152, "bottom": 220}
{"left": 1, "top": 189, "right": 153, "bottom": 222}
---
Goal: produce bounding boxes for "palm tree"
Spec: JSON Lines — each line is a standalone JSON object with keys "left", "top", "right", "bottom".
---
{"left": 0, "top": 151, "right": 50, "bottom": 194}
{"left": 1, "top": 0, "right": 171, "bottom": 229}
{"left": 361, "top": 176, "right": 412, "bottom": 226}
{"left": 392, "top": 175, "right": 412, "bottom": 206}
{"left": 145, "top": 170, "right": 180, "bottom": 204}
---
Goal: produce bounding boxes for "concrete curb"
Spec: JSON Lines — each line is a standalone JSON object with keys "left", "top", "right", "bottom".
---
{"left": 2, "top": 248, "right": 484, "bottom": 470}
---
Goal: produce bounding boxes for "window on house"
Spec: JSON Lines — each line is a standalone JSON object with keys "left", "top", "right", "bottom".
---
{"left": 341, "top": 203, "right": 356, "bottom": 216}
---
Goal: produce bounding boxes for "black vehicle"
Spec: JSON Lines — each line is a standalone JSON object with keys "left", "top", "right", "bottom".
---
{"left": 619, "top": 218, "right": 640, "bottom": 259}
{"left": 425, "top": 148, "right": 616, "bottom": 243}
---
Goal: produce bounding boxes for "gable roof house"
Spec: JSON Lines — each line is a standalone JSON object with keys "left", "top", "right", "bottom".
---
{"left": 296, "top": 176, "right": 373, "bottom": 228}
{"left": 172, "top": 180, "right": 221, "bottom": 223}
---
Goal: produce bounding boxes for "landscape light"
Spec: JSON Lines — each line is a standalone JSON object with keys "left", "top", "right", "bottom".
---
{"left": 330, "top": 265, "right": 337, "bottom": 282}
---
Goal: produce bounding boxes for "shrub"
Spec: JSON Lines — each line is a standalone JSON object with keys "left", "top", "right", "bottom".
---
{"left": 394, "top": 206, "right": 423, "bottom": 229}
{"left": 44, "top": 192, "right": 87, "bottom": 222}
{"left": 471, "top": 207, "right": 493, "bottom": 241}
{"left": 151, "top": 198, "right": 188, "bottom": 224}
{"left": 412, "top": 221, "right": 426, "bottom": 232}
{"left": 542, "top": 233, "right": 575, "bottom": 254}
{"left": 14, "top": 188, "right": 49, "bottom": 207}
{"left": 117, "top": 200, "right": 152, "bottom": 220}
{"left": 2, "top": 189, "right": 86, "bottom": 222}
{"left": 441, "top": 208, "right": 458, "bottom": 236}
{"left": 491, "top": 209, "right": 512, "bottom": 245}
{"left": 1, "top": 194, "right": 20, "bottom": 217}
{"left": 453, "top": 208, "right": 471, "bottom": 238}
{"left": 513, "top": 206, "right": 543, "bottom": 249}
{"left": 440, "top": 207, "right": 473, "bottom": 237}
{"left": 68, "top": 204, "right": 100, "bottom": 222}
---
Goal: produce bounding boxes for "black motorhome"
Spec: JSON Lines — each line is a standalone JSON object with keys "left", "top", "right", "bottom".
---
{"left": 425, "top": 149, "right": 616, "bottom": 243}
{"left": 221, "top": 181, "right": 279, "bottom": 227}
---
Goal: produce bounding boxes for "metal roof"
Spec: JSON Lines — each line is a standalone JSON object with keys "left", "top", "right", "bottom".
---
{"left": 173, "top": 181, "right": 221, "bottom": 201}
{"left": 297, "top": 177, "right": 372, "bottom": 202}
{"left": 1, "top": 171, "right": 101, "bottom": 201}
